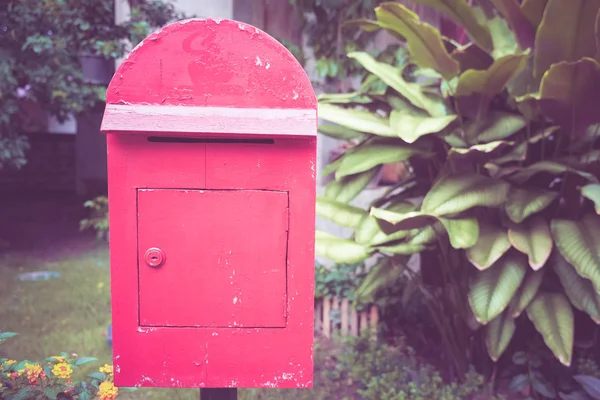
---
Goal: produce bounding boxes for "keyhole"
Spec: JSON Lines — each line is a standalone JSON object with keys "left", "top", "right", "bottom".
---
{"left": 145, "top": 248, "right": 165, "bottom": 268}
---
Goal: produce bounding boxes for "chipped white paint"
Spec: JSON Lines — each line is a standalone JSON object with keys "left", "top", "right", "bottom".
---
{"left": 238, "top": 23, "right": 246, "bottom": 30}
{"left": 255, "top": 56, "right": 263, "bottom": 66}
{"left": 266, "top": 62, "right": 271, "bottom": 70}
{"left": 233, "top": 296, "right": 238, "bottom": 304}
{"left": 292, "top": 90, "right": 299, "bottom": 100}
{"left": 282, "top": 373, "right": 294, "bottom": 380}
{"left": 212, "top": 332, "right": 218, "bottom": 336}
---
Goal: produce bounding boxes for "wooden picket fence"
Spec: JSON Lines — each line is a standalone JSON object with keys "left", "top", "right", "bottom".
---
{"left": 314, "top": 296, "right": 379, "bottom": 338}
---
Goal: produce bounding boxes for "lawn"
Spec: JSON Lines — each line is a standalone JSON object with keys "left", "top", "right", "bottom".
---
{"left": 0, "top": 243, "right": 327, "bottom": 400}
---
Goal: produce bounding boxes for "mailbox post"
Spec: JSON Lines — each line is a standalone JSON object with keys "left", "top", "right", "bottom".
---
{"left": 100, "top": 18, "right": 317, "bottom": 397}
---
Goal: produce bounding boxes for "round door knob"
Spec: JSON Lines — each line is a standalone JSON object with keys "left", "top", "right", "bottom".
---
{"left": 145, "top": 247, "right": 165, "bottom": 268}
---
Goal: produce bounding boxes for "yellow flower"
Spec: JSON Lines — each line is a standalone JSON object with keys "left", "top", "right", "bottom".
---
{"left": 52, "top": 362, "right": 73, "bottom": 379}
{"left": 24, "top": 363, "right": 42, "bottom": 383}
{"left": 51, "top": 356, "right": 66, "bottom": 363}
{"left": 99, "top": 364, "right": 113, "bottom": 376}
{"left": 98, "top": 380, "right": 118, "bottom": 400}
{"left": 3, "top": 360, "right": 16, "bottom": 366}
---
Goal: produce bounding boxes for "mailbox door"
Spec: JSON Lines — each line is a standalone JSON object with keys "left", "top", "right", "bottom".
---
{"left": 137, "top": 188, "right": 288, "bottom": 328}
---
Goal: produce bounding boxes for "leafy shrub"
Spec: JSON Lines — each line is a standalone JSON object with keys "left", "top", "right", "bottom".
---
{"left": 80, "top": 196, "right": 109, "bottom": 241}
{"left": 0, "top": 332, "right": 130, "bottom": 399}
{"left": 322, "top": 332, "right": 502, "bottom": 400}
{"left": 316, "top": 0, "right": 600, "bottom": 376}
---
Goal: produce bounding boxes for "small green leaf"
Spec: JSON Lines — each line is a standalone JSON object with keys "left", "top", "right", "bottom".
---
{"left": 375, "top": 3, "right": 460, "bottom": 80}
{"left": 552, "top": 214, "right": 600, "bottom": 294}
{"left": 582, "top": 184, "right": 600, "bottom": 214}
{"left": 508, "top": 374, "right": 531, "bottom": 393}
{"left": 341, "top": 18, "right": 382, "bottom": 32}
{"left": 87, "top": 372, "right": 106, "bottom": 380}
{"left": 316, "top": 196, "right": 367, "bottom": 228}
{"left": 422, "top": 173, "right": 511, "bottom": 216}
{"left": 469, "top": 251, "right": 528, "bottom": 324}
{"left": 455, "top": 53, "right": 528, "bottom": 118}
{"left": 508, "top": 268, "right": 546, "bottom": 318}
{"left": 466, "top": 223, "right": 511, "bottom": 270}
{"left": 508, "top": 217, "right": 553, "bottom": 270}
{"left": 74, "top": 357, "right": 97, "bottom": 366}
{"left": 390, "top": 110, "right": 457, "bottom": 143}
{"left": 348, "top": 52, "right": 447, "bottom": 116}
{"left": 485, "top": 311, "right": 516, "bottom": 361}
{"left": 488, "top": 16, "right": 520, "bottom": 59}
{"left": 553, "top": 251, "right": 600, "bottom": 324}
{"left": 317, "top": 92, "right": 372, "bottom": 105}
{"left": 316, "top": 230, "right": 372, "bottom": 263}
{"left": 505, "top": 187, "right": 558, "bottom": 223}
{"left": 526, "top": 292, "right": 574, "bottom": 366}
{"left": 318, "top": 103, "right": 395, "bottom": 137}
{"left": 448, "top": 141, "right": 513, "bottom": 163}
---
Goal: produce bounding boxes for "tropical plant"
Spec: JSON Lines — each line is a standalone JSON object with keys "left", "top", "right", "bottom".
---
{"left": 316, "top": 0, "right": 600, "bottom": 378}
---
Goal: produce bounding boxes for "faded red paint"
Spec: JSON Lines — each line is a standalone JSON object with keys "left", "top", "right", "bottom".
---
{"left": 101, "top": 18, "right": 316, "bottom": 389}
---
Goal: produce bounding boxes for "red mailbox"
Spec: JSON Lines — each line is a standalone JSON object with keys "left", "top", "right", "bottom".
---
{"left": 101, "top": 18, "right": 316, "bottom": 389}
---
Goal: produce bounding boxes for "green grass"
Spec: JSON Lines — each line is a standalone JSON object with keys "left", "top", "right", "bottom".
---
{"left": 0, "top": 245, "right": 332, "bottom": 399}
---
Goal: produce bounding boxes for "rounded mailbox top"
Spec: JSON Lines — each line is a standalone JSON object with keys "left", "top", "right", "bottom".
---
{"left": 106, "top": 18, "right": 316, "bottom": 110}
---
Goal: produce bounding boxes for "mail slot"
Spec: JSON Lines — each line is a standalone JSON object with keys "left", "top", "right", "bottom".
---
{"left": 100, "top": 18, "right": 316, "bottom": 389}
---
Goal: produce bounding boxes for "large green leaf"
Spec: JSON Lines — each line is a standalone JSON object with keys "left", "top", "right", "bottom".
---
{"left": 335, "top": 139, "right": 428, "bottom": 179}
{"left": 465, "top": 112, "right": 527, "bottom": 145}
{"left": 508, "top": 161, "right": 599, "bottom": 184}
{"left": 551, "top": 214, "right": 600, "bottom": 294}
{"left": 355, "top": 212, "right": 412, "bottom": 246}
{"left": 488, "top": 16, "right": 520, "bottom": 59}
{"left": 406, "top": 0, "right": 493, "bottom": 50}
{"left": 582, "top": 184, "right": 600, "bottom": 214}
{"left": 485, "top": 311, "right": 516, "bottom": 361}
{"left": 318, "top": 123, "right": 365, "bottom": 140}
{"left": 325, "top": 168, "right": 379, "bottom": 203}
{"left": 537, "top": 58, "right": 600, "bottom": 136}
{"left": 520, "top": 0, "right": 548, "bottom": 28}
{"left": 316, "top": 196, "right": 367, "bottom": 228}
{"left": 370, "top": 209, "right": 435, "bottom": 231}
{"left": 508, "top": 216, "right": 553, "bottom": 270}
{"left": 455, "top": 54, "right": 528, "bottom": 118}
{"left": 375, "top": 240, "right": 428, "bottom": 255}
{"left": 422, "top": 173, "right": 511, "bottom": 216}
{"left": 526, "top": 292, "right": 574, "bottom": 366}
{"left": 348, "top": 52, "right": 447, "bottom": 117}
{"left": 466, "top": 223, "right": 511, "bottom": 270}
{"left": 490, "top": 0, "right": 536, "bottom": 49}
{"left": 552, "top": 251, "right": 600, "bottom": 323}
{"left": 318, "top": 103, "right": 395, "bottom": 136}
{"left": 439, "top": 217, "right": 479, "bottom": 249}
{"left": 375, "top": 3, "right": 460, "bottom": 80}
{"left": 390, "top": 109, "right": 457, "bottom": 143}
{"left": 448, "top": 141, "right": 513, "bottom": 163}
{"left": 469, "top": 251, "right": 528, "bottom": 324}
{"left": 508, "top": 269, "right": 546, "bottom": 317}
{"left": 317, "top": 92, "right": 372, "bottom": 104}
{"left": 315, "top": 230, "right": 372, "bottom": 263}
{"left": 533, "top": 0, "right": 600, "bottom": 79}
